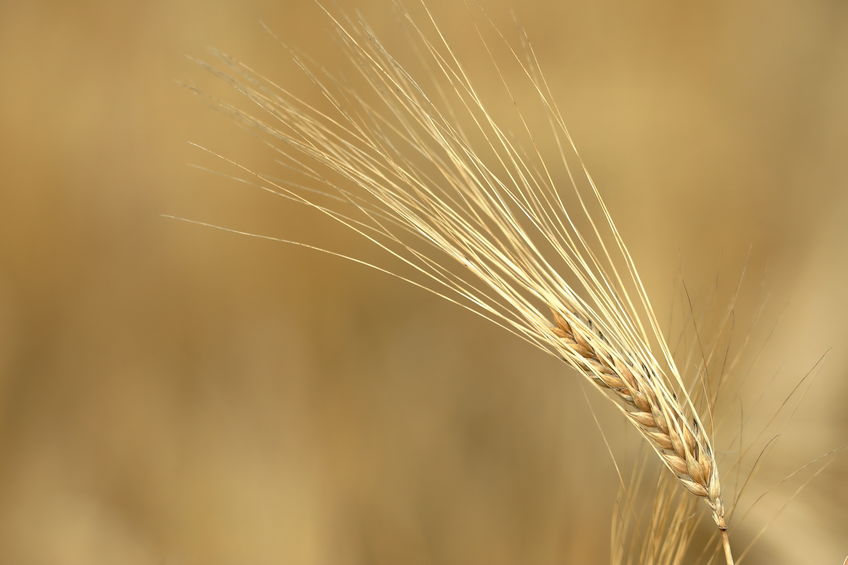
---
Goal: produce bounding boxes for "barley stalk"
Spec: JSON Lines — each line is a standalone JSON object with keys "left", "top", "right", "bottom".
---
{"left": 551, "top": 304, "right": 725, "bottom": 513}
{"left": 191, "top": 4, "right": 734, "bottom": 562}
{"left": 552, "top": 305, "right": 731, "bottom": 561}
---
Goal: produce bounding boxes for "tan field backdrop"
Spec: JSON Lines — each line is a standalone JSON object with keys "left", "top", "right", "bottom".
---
{"left": 1, "top": 0, "right": 846, "bottom": 563}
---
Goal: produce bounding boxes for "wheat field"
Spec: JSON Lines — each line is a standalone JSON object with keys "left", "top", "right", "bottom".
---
{"left": 0, "top": 1, "right": 846, "bottom": 563}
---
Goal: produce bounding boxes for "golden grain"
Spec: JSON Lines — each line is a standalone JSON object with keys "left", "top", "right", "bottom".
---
{"left": 194, "top": 4, "right": 735, "bottom": 562}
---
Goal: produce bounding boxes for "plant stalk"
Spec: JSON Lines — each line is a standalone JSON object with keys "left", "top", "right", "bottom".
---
{"left": 721, "top": 530, "right": 735, "bottom": 565}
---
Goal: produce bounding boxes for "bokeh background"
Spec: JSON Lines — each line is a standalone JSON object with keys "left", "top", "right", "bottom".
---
{"left": 1, "top": 1, "right": 846, "bottom": 563}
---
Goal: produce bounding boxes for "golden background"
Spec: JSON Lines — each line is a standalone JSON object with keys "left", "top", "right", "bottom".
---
{"left": 1, "top": 0, "right": 846, "bottom": 563}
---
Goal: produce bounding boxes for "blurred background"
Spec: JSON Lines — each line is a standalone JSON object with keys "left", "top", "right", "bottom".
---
{"left": 1, "top": 0, "right": 846, "bottom": 563}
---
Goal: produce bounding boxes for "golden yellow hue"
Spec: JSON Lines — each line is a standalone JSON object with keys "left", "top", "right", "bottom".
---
{"left": 0, "top": 1, "right": 846, "bottom": 563}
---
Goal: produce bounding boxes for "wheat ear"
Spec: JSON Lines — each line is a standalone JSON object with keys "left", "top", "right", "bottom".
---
{"left": 192, "top": 4, "right": 733, "bottom": 562}
{"left": 551, "top": 306, "right": 731, "bottom": 561}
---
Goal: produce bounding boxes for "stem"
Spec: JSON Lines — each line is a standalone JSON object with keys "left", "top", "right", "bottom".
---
{"left": 721, "top": 530, "right": 735, "bottom": 565}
